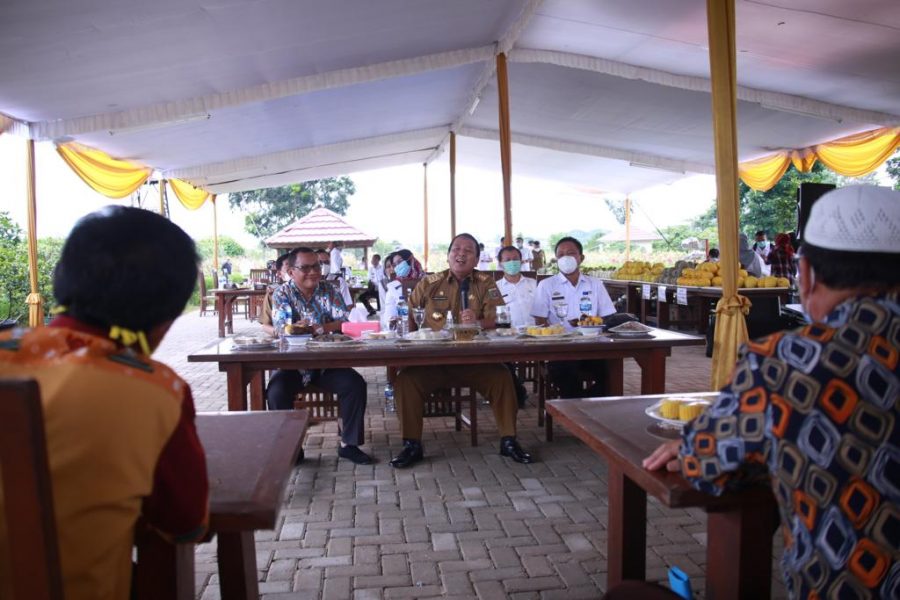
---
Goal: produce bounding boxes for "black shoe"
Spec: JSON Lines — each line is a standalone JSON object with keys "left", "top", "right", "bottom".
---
{"left": 500, "top": 436, "right": 533, "bottom": 464}
{"left": 390, "top": 439, "right": 424, "bottom": 468}
{"left": 338, "top": 445, "right": 373, "bottom": 465}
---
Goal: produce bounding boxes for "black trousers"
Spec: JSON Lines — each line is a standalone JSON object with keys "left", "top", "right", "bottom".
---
{"left": 266, "top": 368, "right": 367, "bottom": 446}
{"left": 547, "top": 360, "right": 607, "bottom": 399}
{"left": 357, "top": 282, "right": 379, "bottom": 314}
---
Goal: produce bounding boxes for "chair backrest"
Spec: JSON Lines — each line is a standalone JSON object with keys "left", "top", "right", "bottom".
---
{"left": 0, "top": 378, "right": 64, "bottom": 600}
{"left": 250, "top": 268, "right": 270, "bottom": 284}
{"left": 197, "top": 269, "right": 208, "bottom": 297}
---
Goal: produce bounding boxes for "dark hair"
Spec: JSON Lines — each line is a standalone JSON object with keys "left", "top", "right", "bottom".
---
{"left": 313, "top": 248, "right": 327, "bottom": 255}
{"left": 554, "top": 236, "right": 583, "bottom": 255}
{"left": 708, "top": 248, "right": 720, "bottom": 259}
{"left": 497, "top": 245, "right": 521, "bottom": 263}
{"left": 396, "top": 249, "right": 414, "bottom": 262}
{"left": 802, "top": 244, "right": 900, "bottom": 290}
{"left": 755, "top": 230, "right": 766, "bottom": 237}
{"left": 289, "top": 247, "right": 316, "bottom": 267}
{"left": 275, "top": 253, "right": 291, "bottom": 271}
{"left": 53, "top": 206, "right": 198, "bottom": 331}
{"left": 450, "top": 233, "right": 479, "bottom": 251}
{"left": 372, "top": 254, "right": 381, "bottom": 261}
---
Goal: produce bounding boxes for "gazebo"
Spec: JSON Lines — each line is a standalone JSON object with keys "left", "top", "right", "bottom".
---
{"left": 265, "top": 207, "right": 377, "bottom": 264}
{"left": 599, "top": 225, "right": 663, "bottom": 255}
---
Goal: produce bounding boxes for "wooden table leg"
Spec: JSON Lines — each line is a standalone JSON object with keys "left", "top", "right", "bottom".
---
{"left": 133, "top": 531, "right": 194, "bottom": 600}
{"left": 217, "top": 294, "right": 227, "bottom": 337}
{"left": 601, "top": 359, "right": 624, "bottom": 395}
{"left": 249, "top": 371, "right": 265, "bottom": 411}
{"left": 607, "top": 465, "right": 647, "bottom": 587}
{"left": 635, "top": 350, "right": 667, "bottom": 394}
{"left": 657, "top": 297, "right": 670, "bottom": 329}
{"left": 217, "top": 531, "right": 259, "bottom": 600}
{"left": 705, "top": 495, "right": 777, "bottom": 599}
{"left": 224, "top": 296, "right": 235, "bottom": 335}
{"left": 225, "top": 365, "right": 249, "bottom": 411}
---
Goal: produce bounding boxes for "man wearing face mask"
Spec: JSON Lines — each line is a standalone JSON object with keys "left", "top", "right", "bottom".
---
{"left": 316, "top": 248, "right": 353, "bottom": 306}
{"left": 497, "top": 245, "right": 537, "bottom": 407}
{"left": 532, "top": 236, "right": 617, "bottom": 399}
{"left": 642, "top": 187, "right": 899, "bottom": 599}
{"left": 390, "top": 233, "right": 533, "bottom": 468}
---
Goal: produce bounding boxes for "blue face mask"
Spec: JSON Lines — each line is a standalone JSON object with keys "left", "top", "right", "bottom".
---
{"left": 502, "top": 260, "right": 522, "bottom": 276}
{"left": 394, "top": 260, "right": 411, "bottom": 278}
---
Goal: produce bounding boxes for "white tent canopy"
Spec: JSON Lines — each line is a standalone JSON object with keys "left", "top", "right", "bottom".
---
{"left": 1, "top": 0, "right": 898, "bottom": 196}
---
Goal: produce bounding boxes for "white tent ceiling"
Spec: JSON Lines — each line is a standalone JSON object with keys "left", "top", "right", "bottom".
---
{"left": 1, "top": 0, "right": 898, "bottom": 196}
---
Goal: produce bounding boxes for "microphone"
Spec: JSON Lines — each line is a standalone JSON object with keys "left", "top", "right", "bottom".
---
{"left": 460, "top": 278, "right": 470, "bottom": 310}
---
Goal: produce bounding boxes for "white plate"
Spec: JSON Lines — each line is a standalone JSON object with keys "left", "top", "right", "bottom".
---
{"left": 609, "top": 322, "right": 653, "bottom": 334}
{"left": 644, "top": 399, "right": 710, "bottom": 427}
{"left": 283, "top": 334, "right": 312, "bottom": 345}
{"left": 231, "top": 340, "right": 277, "bottom": 351}
{"left": 519, "top": 331, "right": 576, "bottom": 339}
{"left": 399, "top": 331, "right": 452, "bottom": 343}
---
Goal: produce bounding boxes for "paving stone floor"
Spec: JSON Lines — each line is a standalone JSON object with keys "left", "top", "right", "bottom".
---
{"left": 156, "top": 310, "right": 786, "bottom": 599}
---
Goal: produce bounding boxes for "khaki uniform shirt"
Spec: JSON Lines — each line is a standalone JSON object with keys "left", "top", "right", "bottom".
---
{"left": 409, "top": 269, "right": 505, "bottom": 330}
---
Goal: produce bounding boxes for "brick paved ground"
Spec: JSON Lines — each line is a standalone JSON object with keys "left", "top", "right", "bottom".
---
{"left": 156, "top": 310, "right": 786, "bottom": 599}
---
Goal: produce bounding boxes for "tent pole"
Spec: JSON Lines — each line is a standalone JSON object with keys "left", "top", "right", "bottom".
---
{"left": 211, "top": 195, "right": 219, "bottom": 279}
{"left": 159, "top": 178, "right": 166, "bottom": 216}
{"left": 25, "top": 139, "right": 43, "bottom": 327}
{"left": 497, "top": 52, "right": 513, "bottom": 246}
{"left": 423, "top": 163, "right": 429, "bottom": 270}
{"left": 706, "top": 0, "right": 748, "bottom": 388}
{"left": 624, "top": 195, "right": 632, "bottom": 262}
{"left": 450, "top": 131, "right": 457, "bottom": 239}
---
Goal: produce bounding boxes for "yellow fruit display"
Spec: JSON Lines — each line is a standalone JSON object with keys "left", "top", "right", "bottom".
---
{"left": 743, "top": 276, "right": 758, "bottom": 288}
{"left": 660, "top": 398, "right": 683, "bottom": 419}
{"left": 612, "top": 260, "right": 665, "bottom": 282}
{"left": 526, "top": 325, "right": 565, "bottom": 336}
{"left": 678, "top": 402, "right": 707, "bottom": 421}
{"left": 776, "top": 277, "right": 790, "bottom": 287}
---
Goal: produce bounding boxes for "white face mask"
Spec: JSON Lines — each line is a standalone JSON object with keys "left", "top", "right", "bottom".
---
{"left": 557, "top": 255, "right": 578, "bottom": 275}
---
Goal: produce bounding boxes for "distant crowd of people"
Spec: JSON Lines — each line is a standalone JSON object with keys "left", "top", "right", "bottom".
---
{"left": 707, "top": 228, "right": 798, "bottom": 285}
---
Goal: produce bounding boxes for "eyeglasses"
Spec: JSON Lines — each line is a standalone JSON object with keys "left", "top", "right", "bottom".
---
{"left": 291, "top": 263, "right": 322, "bottom": 273}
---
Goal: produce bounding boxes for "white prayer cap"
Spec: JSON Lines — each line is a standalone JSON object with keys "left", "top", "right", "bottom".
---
{"left": 804, "top": 185, "right": 900, "bottom": 253}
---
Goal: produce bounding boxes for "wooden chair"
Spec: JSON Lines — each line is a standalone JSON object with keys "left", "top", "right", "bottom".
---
{"left": 540, "top": 365, "right": 603, "bottom": 441}
{"left": 0, "top": 378, "right": 64, "bottom": 600}
{"left": 294, "top": 384, "right": 479, "bottom": 446}
{"left": 198, "top": 270, "right": 216, "bottom": 316}
{"left": 249, "top": 268, "right": 271, "bottom": 285}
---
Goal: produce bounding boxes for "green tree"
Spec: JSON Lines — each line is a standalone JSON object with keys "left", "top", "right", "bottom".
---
{"left": 885, "top": 149, "right": 900, "bottom": 191}
{"left": 195, "top": 236, "right": 246, "bottom": 262}
{"left": 604, "top": 198, "right": 633, "bottom": 225}
{"left": 0, "top": 213, "right": 63, "bottom": 322}
{"left": 693, "top": 163, "right": 839, "bottom": 237}
{"left": 228, "top": 177, "right": 356, "bottom": 243}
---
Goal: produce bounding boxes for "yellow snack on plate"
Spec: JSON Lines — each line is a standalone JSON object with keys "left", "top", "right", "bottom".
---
{"left": 678, "top": 402, "right": 707, "bottom": 421}
{"left": 659, "top": 398, "right": 684, "bottom": 419}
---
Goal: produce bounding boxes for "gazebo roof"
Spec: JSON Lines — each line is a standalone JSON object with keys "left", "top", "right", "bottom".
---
{"left": 599, "top": 225, "right": 663, "bottom": 243}
{"left": 265, "top": 207, "right": 376, "bottom": 250}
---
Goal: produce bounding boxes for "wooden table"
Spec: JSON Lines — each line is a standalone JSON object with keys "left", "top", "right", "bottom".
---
{"left": 214, "top": 288, "right": 267, "bottom": 337}
{"left": 187, "top": 329, "right": 704, "bottom": 413}
{"left": 547, "top": 394, "right": 778, "bottom": 599}
{"left": 135, "top": 411, "right": 308, "bottom": 600}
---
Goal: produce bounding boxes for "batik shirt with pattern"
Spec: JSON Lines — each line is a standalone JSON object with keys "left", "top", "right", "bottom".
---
{"left": 272, "top": 279, "right": 349, "bottom": 325}
{"left": 680, "top": 293, "right": 899, "bottom": 600}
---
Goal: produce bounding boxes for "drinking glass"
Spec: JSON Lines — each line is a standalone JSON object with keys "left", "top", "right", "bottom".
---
{"left": 495, "top": 306, "right": 511, "bottom": 329}
{"left": 553, "top": 302, "right": 569, "bottom": 321}
{"left": 412, "top": 307, "right": 426, "bottom": 329}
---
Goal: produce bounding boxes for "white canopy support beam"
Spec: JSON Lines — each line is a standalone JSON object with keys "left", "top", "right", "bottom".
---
{"left": 27, "top": 46, "right": 496, "bottom": 141}
{"left": 166, "top": 127, "right": 448, "bottom": 187}
{"left": 510, "top": 48, "right": 900, "bottom": 127}
{"left": 424, "top": 0, "right": 544, "bottom": 164}
{"left": 458, "top": 126, "right": 717, "bottom": 176}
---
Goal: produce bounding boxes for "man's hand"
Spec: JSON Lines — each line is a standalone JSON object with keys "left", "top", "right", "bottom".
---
{"left": 642, "top": 440, "right": 682, "bottom": 473}
{"left": 459, "top": 308, "right": 477, "bottom": 324}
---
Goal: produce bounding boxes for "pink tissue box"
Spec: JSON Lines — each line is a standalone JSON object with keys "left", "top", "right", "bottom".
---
{"left": 341, "top": 321, "right": 380, "bottom": 338}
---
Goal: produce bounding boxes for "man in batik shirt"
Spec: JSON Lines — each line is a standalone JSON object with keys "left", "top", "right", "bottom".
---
{"left": 266, "top": 247, "right": 372, "bottom": 464}
{"left": 643, "top": 186, "right": 899, "bottom": 599}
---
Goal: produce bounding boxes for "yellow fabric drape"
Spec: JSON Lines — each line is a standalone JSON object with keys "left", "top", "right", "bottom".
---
{"left": 169, "top": 178, "right": 211, "bottom": 210}
{"left": 739, "top": 127, "right": 900, "bottom": 191}
{"left": 56, "top": 142, "right": 152, "bottom": 199}
{"left": 707, "top": 0, "right": 749, "bottom": 389}
{"left": 497, "top": 52, "right": 514, "bottom": 247}
{"left": 25, "top": 140, "right": 43, "bottom": 327}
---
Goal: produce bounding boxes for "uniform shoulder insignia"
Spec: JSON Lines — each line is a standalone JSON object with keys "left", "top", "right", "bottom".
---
{"left": 107, "top": 351, "right": 155, "bottom": 373}
{"left": 425, "top": 272, "right": 445, "bottom": 284}
{"left": 475, "top": 272, "right": 491, "bottom": 282}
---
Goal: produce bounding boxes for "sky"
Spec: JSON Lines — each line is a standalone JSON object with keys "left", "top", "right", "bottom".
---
{"left": 0, "top": 134, "right": 720, "bottom": 252}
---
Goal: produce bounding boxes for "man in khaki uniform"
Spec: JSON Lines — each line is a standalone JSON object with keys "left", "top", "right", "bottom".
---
{"left": 390, "top": 233, "right": 534, "bottom": 468}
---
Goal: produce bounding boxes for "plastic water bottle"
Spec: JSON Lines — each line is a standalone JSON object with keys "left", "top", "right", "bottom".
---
{"left": 444, "top": 311, "right": 455, "bottom": 330}
{"left": 396, "top": 296, "right": 409, "bottom": 337}
{"left": 384, "top": 383, "right": 395, "bottom": 412}
{"left": 579, "top": 292, "right": 592, "bottom": 315}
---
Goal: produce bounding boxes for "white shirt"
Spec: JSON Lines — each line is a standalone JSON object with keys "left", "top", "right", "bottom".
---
{"left": 532, "top": 272, "right": 616, "bottom": 330}
{"left": 478, "top": 251, "right": 492, "bottom": 271}
{"left": 329, "top": 247, "right": 343, "bottom": 275}
{"left": 380, "top": 280, "right": 403, "bottom": 329}
{"left": 327, "top": 274, "right": 352, "bottom": 306}
{"left": 368, "top": 263, "right": 383, "bottom": 285}
{"left": 517, "top": 245, "right": 534, "bottom": 269}
{"left": 496, "top": 276, "right": 537, "bottom": 327}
